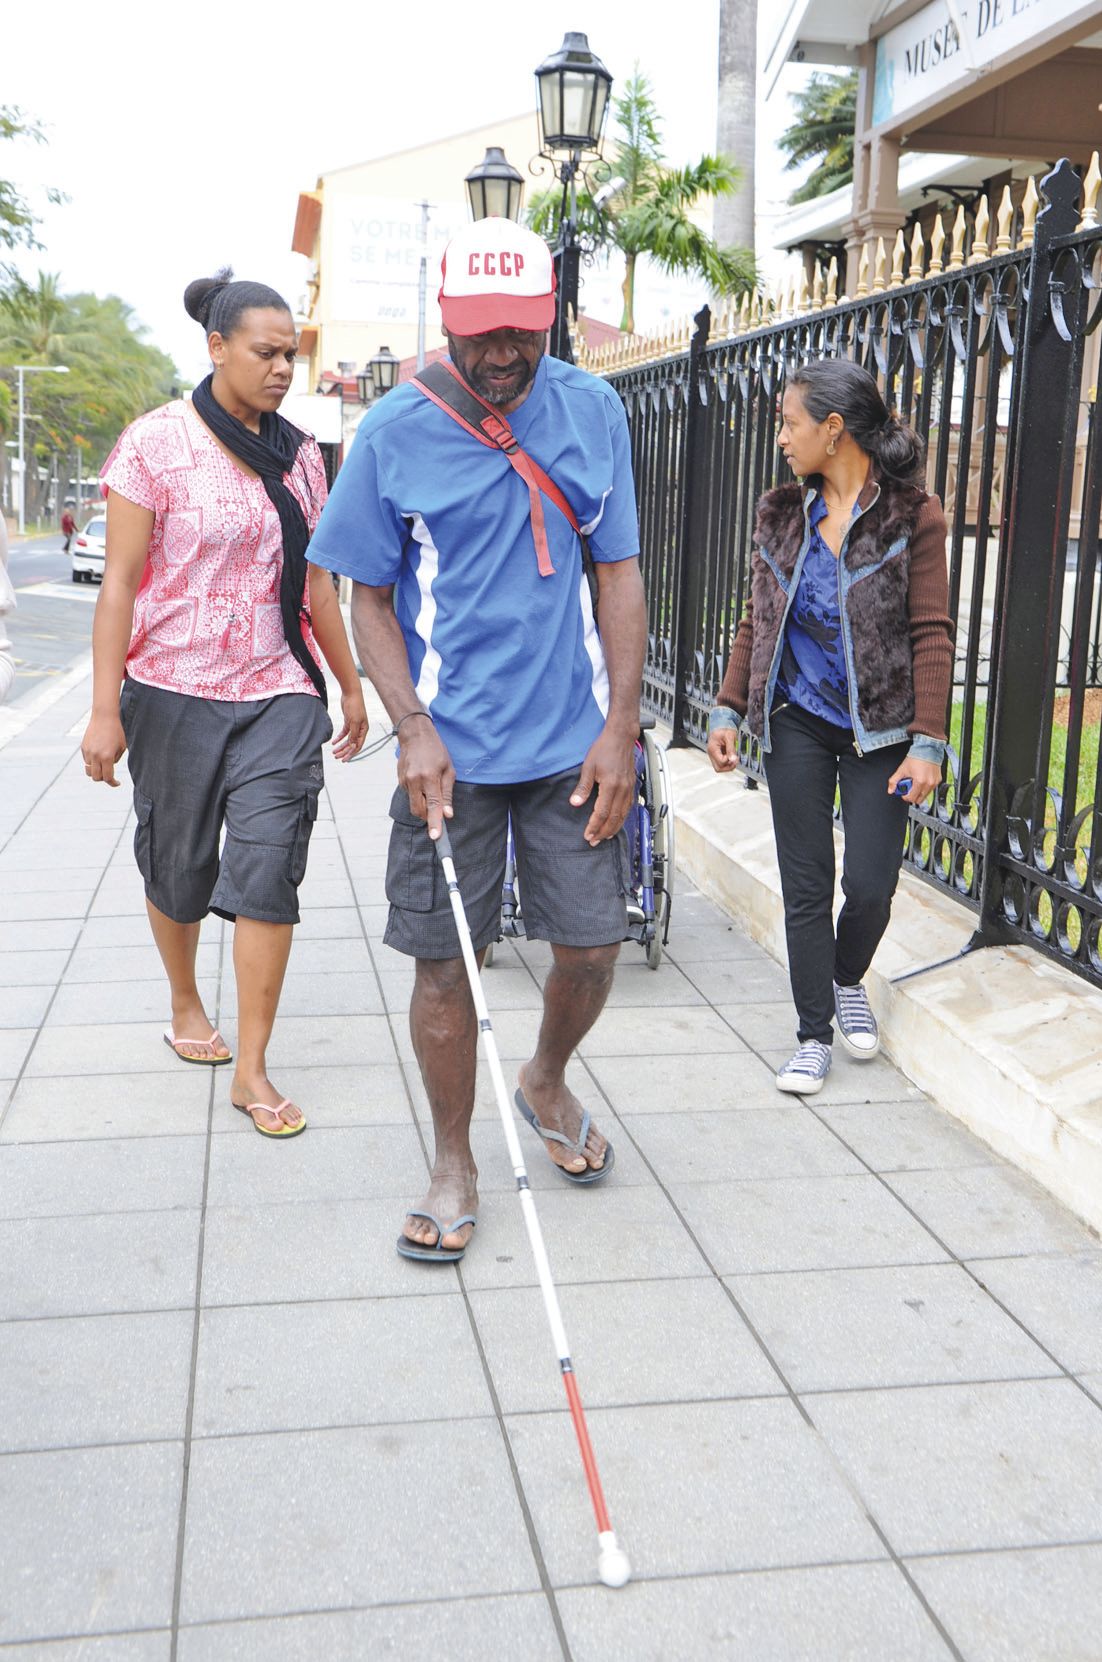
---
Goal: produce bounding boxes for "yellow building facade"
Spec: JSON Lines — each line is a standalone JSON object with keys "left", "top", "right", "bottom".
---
{"left": 291, "top": 111, "right": 541, "bottom": 390}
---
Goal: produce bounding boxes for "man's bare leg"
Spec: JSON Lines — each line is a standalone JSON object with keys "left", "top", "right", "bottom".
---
{"left": 146, "top": 899, "right": 229, "bottom": 1060}
{"left": 402, "top": 954, "right": 482, "bottom": 1251}
{"left": 517, "top": 941, "right": 619, "bottom": 1174}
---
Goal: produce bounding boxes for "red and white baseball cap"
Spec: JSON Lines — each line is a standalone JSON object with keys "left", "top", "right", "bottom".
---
{"left": 439, "top": 218, "right": 556, "bottom": 336}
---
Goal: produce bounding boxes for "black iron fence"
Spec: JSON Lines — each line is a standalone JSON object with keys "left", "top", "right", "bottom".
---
{"left": 601, "top": 160, "right": 1102, "bottom": 990}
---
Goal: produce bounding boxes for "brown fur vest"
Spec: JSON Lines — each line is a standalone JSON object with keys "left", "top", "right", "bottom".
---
{"left": 745, "top": 476, "right": 929, "bottom": 741}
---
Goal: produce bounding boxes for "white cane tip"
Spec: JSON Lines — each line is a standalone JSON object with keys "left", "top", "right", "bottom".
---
{"left": 597, "top": 1537, "right": 632, "bottom": 1588}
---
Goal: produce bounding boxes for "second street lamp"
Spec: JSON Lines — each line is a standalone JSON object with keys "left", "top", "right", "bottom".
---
{"left": 465, "top": 147, "right": 525, "bottom": 223}
{"left": 369, "top": 345, "right": 400, "bottom": 399}
{"left": 533, "top": 32, "right": 613, "bottom": 364}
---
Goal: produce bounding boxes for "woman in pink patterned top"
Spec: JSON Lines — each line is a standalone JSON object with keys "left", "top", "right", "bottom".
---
{"left": 81, "top": 271, "right": 368, "bottom": 1138}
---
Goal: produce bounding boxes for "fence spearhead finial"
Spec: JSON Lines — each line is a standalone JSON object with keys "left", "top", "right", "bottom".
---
{"left": 995, "top": 185, "right": 1014, "bottom": 253}
{"left": 1077, "top": 151, "right": 1101, "bottom": 231}
{"left": 929, "top": 213, "right": 946, "bottom": 275}
{"left": 947, "top": 204, "right": 967, "bottom": 271}
{"left": 825, "top": 257, "right": 838, "bottom": 306}
{"left": 1037, "top": 157, "right": 1085, "bottom": 244}
{"left": 968, "top": 195, "right": 990, "bottom": 264}
{"left": 908, "top": 221, "right": 925, "bottom": 281}
{"left": 856, "top": 243, "right": 870, "bottom": 298}
{"left": 1018, "top": 176, "right": 1040, "bottom": 249}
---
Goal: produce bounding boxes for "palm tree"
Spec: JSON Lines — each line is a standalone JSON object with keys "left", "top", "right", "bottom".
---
{"left": 778, "top": 71, "right": 859, "bottom": 205}
{"left": 715, "top": 0, "right": 757, "bottom": 253}
{"left": 527, "top": 71, "right": 757, "bottom": 335}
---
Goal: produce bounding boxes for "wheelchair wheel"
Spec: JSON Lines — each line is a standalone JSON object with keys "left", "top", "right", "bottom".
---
{"left": 642, "top": 729, "right": 675, "bottom": 961}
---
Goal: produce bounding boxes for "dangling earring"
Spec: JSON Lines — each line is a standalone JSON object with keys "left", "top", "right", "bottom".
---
{"left": 826, "top": 438, "right": 837, "bottom": 455}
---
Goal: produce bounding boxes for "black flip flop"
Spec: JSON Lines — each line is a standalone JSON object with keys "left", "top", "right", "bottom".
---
{"left": 396, "top": 1210, "right": 477, "bottom": 1263}
{"left": 514, "top": 1088, "right": 615, "bottom": 1185}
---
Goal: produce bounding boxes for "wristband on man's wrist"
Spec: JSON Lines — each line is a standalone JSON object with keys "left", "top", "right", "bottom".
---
{"left": 394, "top": 709, "right": 434, "bottom": 734}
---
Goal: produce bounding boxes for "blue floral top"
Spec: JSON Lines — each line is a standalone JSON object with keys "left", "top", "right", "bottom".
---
{"left": 776, "top": 493, "right": 854, "bottom": 727}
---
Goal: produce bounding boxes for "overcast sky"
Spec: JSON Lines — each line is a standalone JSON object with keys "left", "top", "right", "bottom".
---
{"left": 6, "top": 0, "right": 807, "bottom": 381}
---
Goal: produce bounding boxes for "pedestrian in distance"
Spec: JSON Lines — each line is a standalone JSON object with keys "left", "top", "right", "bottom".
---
{"left": 308, "top": 216, "right": 647, "bottom": 1261}
{"left": 61, "top": 501, "right": 77, "bottom": 553}
{"left": 81, "top": 269, "right": 369, "bottom": 1137}
{"left": 708, "top": 358, "right": 953, "bottom": 1095}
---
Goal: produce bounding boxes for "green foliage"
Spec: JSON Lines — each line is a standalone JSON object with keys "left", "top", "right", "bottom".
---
{"left": 526, "top": 68, "right": 757, "bottom": 333}
{"left": 0, "top": 271, "right": 180, "bottom": 466}
{"left": 778, "top": 71, "right": 858, "bottom": 205}
{"left": 1, "top": 106, "right": 63, "bottom": 252}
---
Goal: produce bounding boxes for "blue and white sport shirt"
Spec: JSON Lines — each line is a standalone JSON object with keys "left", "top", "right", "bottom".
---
{"left": 306, "top": 355, "right": 640, "bottom": 784}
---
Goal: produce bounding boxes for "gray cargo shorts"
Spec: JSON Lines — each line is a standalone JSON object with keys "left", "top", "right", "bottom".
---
{"left": 383, "top": 768, "right": 630, "bottom": 960}
{"left": 120, "top": 678, "right": 333, "bottom": 926}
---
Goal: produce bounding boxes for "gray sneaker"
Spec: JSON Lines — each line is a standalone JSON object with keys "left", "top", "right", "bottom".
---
{"left": 775, "top": 1040, "right": 833, "bottom": 1095}
{"left": 833, "top": 981, "right": 880, "bottom": 1059}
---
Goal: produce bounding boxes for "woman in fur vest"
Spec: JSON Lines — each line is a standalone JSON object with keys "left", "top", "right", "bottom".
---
{"left": 707, "top": 358, "right": 953, "bottom": 1095}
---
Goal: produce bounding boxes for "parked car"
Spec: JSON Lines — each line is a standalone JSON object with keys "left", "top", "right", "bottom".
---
{"left": 71, "top": 513, "right": 106, "bottom": 583}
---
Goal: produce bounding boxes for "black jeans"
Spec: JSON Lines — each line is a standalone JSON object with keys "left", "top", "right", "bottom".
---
{"left": 763, "top": 703, "right": 910, "bottom": 1044}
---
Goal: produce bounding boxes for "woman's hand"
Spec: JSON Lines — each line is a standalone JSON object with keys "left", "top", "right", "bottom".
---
{"left": 332, "top": 684, "right": 369, "bottom": 761}
{"left": 888, "top": 756, "right": 942, "bottom": 805}
{"left": 82, "top": 710, "right": 127, "bottom": 787}
{"left": 707, "top": 727, "right": 740, "bottom": 774}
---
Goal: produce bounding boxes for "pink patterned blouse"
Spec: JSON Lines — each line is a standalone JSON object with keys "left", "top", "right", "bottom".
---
{"left": 100, "top": 399, "right": 328, "bottom": 702}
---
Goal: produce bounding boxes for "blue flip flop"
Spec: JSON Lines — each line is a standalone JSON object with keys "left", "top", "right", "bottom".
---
{"left": 396, "top": 1210, "right": 477, "bottom": 1263}
{"left": 514, "top": 1088, "right": 615, "bottom": 1185}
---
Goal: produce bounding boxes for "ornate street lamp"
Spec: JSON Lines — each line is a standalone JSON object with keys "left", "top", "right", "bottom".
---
{"left": 535, "top": 31, "right": 612, "bottom": 156}
{"left": 465, "top": 147, "right": 525, "bottom": 223}
{"left": 533, "top": 33, "right": 613, "bottom": 363}
{"left": 357, "top": 345, "right": 400, "bottom": 405}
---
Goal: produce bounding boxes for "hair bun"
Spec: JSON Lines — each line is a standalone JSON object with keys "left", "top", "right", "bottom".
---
{"left": 183, "top": 266, "right": 235, "bottom": 329}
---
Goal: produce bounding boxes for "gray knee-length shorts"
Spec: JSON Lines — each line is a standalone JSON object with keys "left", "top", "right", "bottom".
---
{"left": 120, "top": 679, "right": 333, "bottom": 925}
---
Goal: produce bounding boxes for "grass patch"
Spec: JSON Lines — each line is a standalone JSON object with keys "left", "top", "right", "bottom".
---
{"left": 949, "top": 692, "right": 1100, "bottom": 815}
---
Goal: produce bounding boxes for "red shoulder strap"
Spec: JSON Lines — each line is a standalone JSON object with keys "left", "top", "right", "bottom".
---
{"left": 412, "top": 360, "right": 582, "bottom": 577}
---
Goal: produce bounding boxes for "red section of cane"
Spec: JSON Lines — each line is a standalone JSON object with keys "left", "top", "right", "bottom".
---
{"left": 562, "top": 1367, "right": 612, "bottom": 1534}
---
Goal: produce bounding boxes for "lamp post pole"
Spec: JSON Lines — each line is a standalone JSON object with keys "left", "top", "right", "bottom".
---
{"left": 533, "top": 32, "right": 612, "bottom": 365}
{"left": 14, "top": 364, "right": 70, "bottom": 536}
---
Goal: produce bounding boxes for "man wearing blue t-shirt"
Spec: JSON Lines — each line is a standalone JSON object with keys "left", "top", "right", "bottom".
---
{"left": 308, "top": 219, "right": 646, "bottom": 1263}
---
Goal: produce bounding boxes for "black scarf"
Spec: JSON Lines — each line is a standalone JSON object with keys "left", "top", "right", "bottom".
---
{"left": 191, "top": 375, "right": 327, "bottom": 705}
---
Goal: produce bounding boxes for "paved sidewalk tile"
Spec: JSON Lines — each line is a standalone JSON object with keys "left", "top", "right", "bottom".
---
{"left": 0, "top": 1442, "right": 182, "bottom": 1644}
{"left": 507, "top": 1398, "right": 884, "bottom": 1583}
{"left": 192, "top": 1293, "right": 491, "bottom": 1437}
{"left": 47, "top": 978, "right": 220, "bottom": 1028}
{"left": 557, "top": 1563, "right": 954, "bottom": 1662}
{"left": 0, "top": 1310, "right": 193, "bottom": 1452}
{"left": 205, "top": 1124, "right": 423, "bottom": 1208}
{"left": 458, "top": 1185, "right": 711, "bottom": 1291}
{"left": 671, "top": 1174, "right": 949, "bottom": 1275}
{"left": 179, "top": 1421, "right": 539, "bottom": 1623}
{"left": 470, "top": 1276, "right": 783, "bottom": 1412}
{"left": 728, "top": 1262, "right": 1059, "bottom": 1392}
{"left": 588, "top": 1050, "right": 773, "bottom": 1114}
{"left": 814, "top": 1099, "right": 997, "bottom": 1172}
{"left": 0, "top": 1637, "right": 170, "bottom": 1659}
{"left": 624, "top": 1106, "right": 865, "bottom": 1183}
{"left": 211, "top": 1062, "right": 412, "bottom": 1132}
{"left": 810, "top": 1378, "right": 1102, "bottom": 1554}
{"left": 200, "top": 1198, "right": 445, "bottom": 1306}
{"left": 885, "top": 1165, "right": 1099, "bottom": 1258}
{"left": 1, "top": 1069, "right": 211, "bottom": 1143}
{"left": 175, "top": 1597, "right": 561, "bottom": 1662}
{"left": 907, "top": 1543, "right": 1102, "bottom": 1662}
{"left": 0, "top": 1135, "right": 207, "bottom": 1218}
{"left": 0, "top": 1210, "right": 199, "bottom": 1319}
{"left": 62, "top": 942, "right": 222, "bottom": 985}
{"left": 0, "top": 949, "right": 70, "bottom": 986}
{"left": 0, "top": 1029, "right": 36, "bottom": 1077}
{"left": 0, "top": 986, "right": 54, "bottom": 1028}
{"left": 969, "top": 1250, "right": 1102, "bottom": 1372}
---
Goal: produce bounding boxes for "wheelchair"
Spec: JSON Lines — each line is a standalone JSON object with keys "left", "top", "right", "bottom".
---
{"left": 485, "top": 716, "right": 676, "bottom": 969}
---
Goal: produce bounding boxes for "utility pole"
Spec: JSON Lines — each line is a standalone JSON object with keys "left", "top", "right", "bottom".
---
{"left": 416, "top": 200, "right": 429, "bottom": 371}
